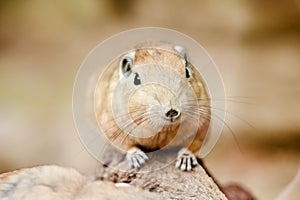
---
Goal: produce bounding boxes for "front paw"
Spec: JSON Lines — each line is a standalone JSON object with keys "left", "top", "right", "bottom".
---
{"left": 126, "top": 147, "right": 149, "bottom": 169}
{"left": 175, "top": 148, "right": 198, "bottom": 171}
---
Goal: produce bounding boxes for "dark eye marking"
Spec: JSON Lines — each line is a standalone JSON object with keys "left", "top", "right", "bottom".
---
{"left": 134, "top": 73, "right": 141, "bottom": 85}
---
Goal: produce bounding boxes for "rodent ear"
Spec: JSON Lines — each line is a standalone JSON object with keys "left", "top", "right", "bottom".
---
{"left": 120, "top": 55, "right": 133, "bottom": 78}
{"left": 174, "top": 45, "right": 191, "bottom": 78}
{"left": 174, "top": 45, "right": 186, "bottom": 58}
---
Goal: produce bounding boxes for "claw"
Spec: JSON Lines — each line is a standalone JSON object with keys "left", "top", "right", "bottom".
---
{"left": 176, "top": 148, "right": 198, "bottom": 171}
{"left": 126, "top": 147, "right": 148, "bottom": 169}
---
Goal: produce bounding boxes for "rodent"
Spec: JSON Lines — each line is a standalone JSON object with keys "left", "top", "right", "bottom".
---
{"left": 94, "top": 42, "right": 211, "bottom": 171}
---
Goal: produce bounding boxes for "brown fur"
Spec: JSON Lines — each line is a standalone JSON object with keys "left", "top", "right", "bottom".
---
{"left": 94, "top": 43, "right": 210, "bottom": 155}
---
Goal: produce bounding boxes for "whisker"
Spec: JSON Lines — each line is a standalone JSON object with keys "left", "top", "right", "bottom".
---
{"left": 118, "top": 115, "right": 153, "bottom": 146}
{"left": 186, "top": 104, "right": 257, "bottom": 131}
{"left": 182, "top": 98, "right": 256, "bottom": 106}
{"left": 99, "top": 106, "right": 152, "bottom": 131}
{"left": 182, "top": 108, "right": 242, "bottom": 152}
{"left": 101, "top": 107, "right": 163, "bottom": 142}
{"left": 98, "top": 107, "right": 147, "bottom": 125}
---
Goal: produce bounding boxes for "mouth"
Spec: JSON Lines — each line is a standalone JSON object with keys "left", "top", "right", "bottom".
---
{"left": 169, "top": 117, "right": 179, "bottom": 123}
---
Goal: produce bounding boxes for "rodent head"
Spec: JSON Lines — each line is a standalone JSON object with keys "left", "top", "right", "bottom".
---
{"left": 111, "top": 44, "right": 210, "bottom": 139}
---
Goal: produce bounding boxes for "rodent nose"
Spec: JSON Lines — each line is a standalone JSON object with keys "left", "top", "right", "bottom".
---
{"left": 165, "top": 109, "right": 180, "bottom": 119}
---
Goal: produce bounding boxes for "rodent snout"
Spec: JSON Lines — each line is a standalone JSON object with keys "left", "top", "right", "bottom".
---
{"left": 165, "top": 108, "right": 181, "bottom": 122}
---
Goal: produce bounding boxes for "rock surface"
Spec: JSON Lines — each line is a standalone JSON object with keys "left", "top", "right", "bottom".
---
{"left": 0, "top": 147, "right": 257, "bottom": 199}
{"left": 95, "top": 147, "right": 228, "bottom": 200}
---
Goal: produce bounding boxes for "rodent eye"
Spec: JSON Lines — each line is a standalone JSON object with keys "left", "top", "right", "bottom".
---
{"left": 185, "top": 65, "right": 191, "bottom": 78}
{"left": 134, "top": 73, "right": 141, "bottom": 85}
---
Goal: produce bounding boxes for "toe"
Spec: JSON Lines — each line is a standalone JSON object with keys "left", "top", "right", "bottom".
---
{"left": 176, "top": 148, "right": 198, "bottom": 171}
{"left": 126, "top": 147, "right": 148, "bottom": 169}
{"left": 186, "top": 157, "right": 192, "bottom": 171}
{"left": 180, "top": 157, "right": 187, "bottom": 171}
{"left": 191, "top": 155, "right": 198, "bottom": 166}
{"left": 175, "top": 158, "right": 182, "bottom": 168}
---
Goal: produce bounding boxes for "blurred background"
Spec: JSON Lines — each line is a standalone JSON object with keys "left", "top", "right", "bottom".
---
{"left": 0, "top": 0, "right": 300, "bottom": 199}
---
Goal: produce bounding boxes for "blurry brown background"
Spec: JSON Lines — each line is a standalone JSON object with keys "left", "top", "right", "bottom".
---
{"left": 0, "top": 0, "right": 300, "bottom": 199}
